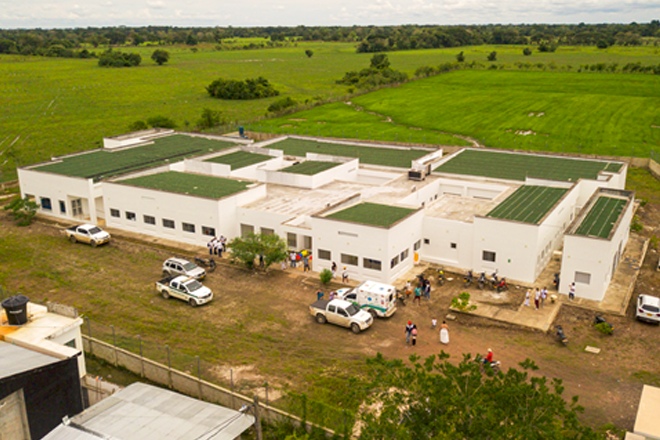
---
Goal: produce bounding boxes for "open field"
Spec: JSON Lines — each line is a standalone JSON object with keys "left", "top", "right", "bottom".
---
{"left": 3, "top": 44, "right": 660, "bottom": 182}
{"left": 325, "top": 202, "right": 416, "bottom": 228}
{"left": 487, "top": 186, "right": 568, "bottom": 224}
{"left": 261, "top": 69, "right": 660, "bottom": 158}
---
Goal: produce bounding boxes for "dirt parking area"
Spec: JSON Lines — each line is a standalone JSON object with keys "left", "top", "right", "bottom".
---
{"left": 1, "top": 211, "right": 659, "bottom": 431}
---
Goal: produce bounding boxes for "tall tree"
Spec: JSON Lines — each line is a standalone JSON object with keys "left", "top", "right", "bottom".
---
{"left": 151, "top": 49, "right": 170, "bottom": 65}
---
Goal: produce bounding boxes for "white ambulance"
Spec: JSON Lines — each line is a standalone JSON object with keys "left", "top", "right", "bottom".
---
{"left": 336, "top": 280, "right": 397, "bottom": 318}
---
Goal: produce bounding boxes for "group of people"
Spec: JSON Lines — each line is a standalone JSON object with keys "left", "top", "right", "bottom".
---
{"left": 403, "top": 275, "right": 432, "bottom": 305}
{"left": 207, "top": 235, "right": 227, "bottom": 257}
{"left": 524, "top": 286, "right": 549, "bottom": 310}
{"left": 405, "top": 319, "right": 449, "bottom": 346}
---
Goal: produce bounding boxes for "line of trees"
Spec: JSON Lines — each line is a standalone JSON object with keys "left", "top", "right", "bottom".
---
{"left": 206, "top": 77, "right": 279, "bottom": 100}
{"left": 0, "top": 22, "right": 658, "bottom": 57}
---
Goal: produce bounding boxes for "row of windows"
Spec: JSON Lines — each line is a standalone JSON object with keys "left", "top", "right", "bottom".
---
{"left": 109, "top": 208, "right": 215, "bottom": 236}
{"left": 39, "top": 196, "right": 80, "bottom": 216}
{"left": 317, "top": 244, "right": 418, "bottom": 272}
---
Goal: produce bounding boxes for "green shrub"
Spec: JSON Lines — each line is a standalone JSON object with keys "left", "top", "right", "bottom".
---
{"left": 206, "top": 77, "right": 279, "bottom": 100}
{"left": 320, "top": 269, "right": 333, "bottom": 284}
{"left": 595, "top": 322, "right": 613, "bottom": 335}
{"left": 4, "top": 196, "right": 38, "bottom": 226}
{"left": 451, "top": 292, "right": 477, "bottom": 312}
{"left": 146, "top": 115, "right": 176, "bottom": 129}
{"left": 268, "top": 97, "right": 297, "bottom": 113}
{"left": 98, "top": 49, "right": 141, "bottom": 67}
{"left": 523, "top": 47, "right": 532, "bottom": 56}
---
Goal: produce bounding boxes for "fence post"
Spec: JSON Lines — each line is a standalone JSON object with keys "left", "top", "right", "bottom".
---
{"left": 138, "top": 335, "right": 144, "bottom": 378}
{"left": 85, "top": 316, "right": 93, "bottom": 355}
{"left": 166, "top": 345, "right": 172, "bottom": 388}
{"left": 197, "top": 356, "right": 202, "bottom": 400}
{"left": 111, "top": 325, "right": 117, "bottom": 366}
{"left": 230, "top": 368, "right": 234, "bottom": 409}
{"left": 253, "top": 396, "right": 263, "bottom": 440}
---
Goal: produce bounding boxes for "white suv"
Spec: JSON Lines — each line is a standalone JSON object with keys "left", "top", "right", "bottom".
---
{"left": 162, "top": 258, "right": 206, "bottom": 280}
{"left": 636, "top": 294, "right": 660, "bottom": 324}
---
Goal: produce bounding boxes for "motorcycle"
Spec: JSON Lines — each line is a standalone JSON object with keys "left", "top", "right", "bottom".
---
{"left": 496, "top": 278, "right": 509, "bottom": 293}
{"left": 437, "top": 268, "right": 446, "bottom": 286}
{"left": 194, "top": 256, "right": 217, "bottom": 272}
{"left": 594, "top": 315, "right": 614, "bottom": 334}
{"left": 474, "top": 353, "right": 501, "bottom": 373}
{"left": 553, "top": 273, "right": 560, "bottom": 291}
{"left": 463, "top": 270, "right": 474, "bottom": 288}
{"left": 489, "top": 270, "right": 499, "bottom": 290}
{"left": 555, "top": 325, "right": 568, "bottom": 346}
{"left": 477, "top": 272, "right": 487, "bottom": 290}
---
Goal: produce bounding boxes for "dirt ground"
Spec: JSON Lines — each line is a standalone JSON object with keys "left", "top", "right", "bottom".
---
{"left": 1, "top": 205, "right": 660, "bottom": 432}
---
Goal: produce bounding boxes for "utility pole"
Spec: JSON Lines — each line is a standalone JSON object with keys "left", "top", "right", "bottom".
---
{"left": 253, "top": 396, "right": 263, "bottom": 440}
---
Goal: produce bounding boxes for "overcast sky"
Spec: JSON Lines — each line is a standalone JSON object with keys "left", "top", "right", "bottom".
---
{"left": 1, "top": 0, "right": 658, "bottom": 29}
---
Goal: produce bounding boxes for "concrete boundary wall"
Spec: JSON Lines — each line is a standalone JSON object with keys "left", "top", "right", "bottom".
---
{"left": 81, "top": 335, "right": 335, "bottom": 436}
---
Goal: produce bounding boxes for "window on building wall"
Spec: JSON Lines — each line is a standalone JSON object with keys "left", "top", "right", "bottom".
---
{"left": 414, "top": 240, "right": 421, "bottom": 251}
{"left": 575, "top": 271, "right": 591, "bottom": 285}
{"left": 144, "top": 215, "right": 156, "bottom": 225}
{"left": 482, "top": 250, "right": 496, "bottom": 262}
{"left": 341, "top": 253, "right": 358, "bottom": 266}
{"left": 400, "top": 249, "right": 409, "bottom": 261}
{"left": 261, "top": 227, "right": 274, "bottom": 236}
{"left": 287, "top": 233, "right": 297, "bottom": 248}
{"left": 163, "top": 219, "right": 175, "bottom": 229}
{"left": 110, "top": 208, "right": 120, "bottom": 218}
{"left": 240, "top": 224, "right": 254, "bottom": 237}
{"left": 40, "top": 197, "right": 52, "bottom": 211}
{"left": 202, "top": 226, "right": 215, "bottom": 236}
{"left": 364, "top": 258, "right": 382, "bottom": 271}
{"left": 303, "top": 236, "right": 313, "bottom": 249}
{"left": 318, "top": 249, "right": 331, "bottom": 260}
{"left": 424, "top": 238, "right": 430, "bottom": 245}
{"left": 450, "top": 243, "right": 457, "bottom": 249}
{"left": 59, "top": 200, "right": 66, "bottom": 214}
{"left": 71, "top": 199, "right": 83, "bottom": 217}
{"left": 182, "top": 223, "right": 195, "bottom": 233}
{"left": 126, "top": 211, "right": 136, "bottom": 221}
{"left": 391, "top": 255, "right": 400, "bottom": 268}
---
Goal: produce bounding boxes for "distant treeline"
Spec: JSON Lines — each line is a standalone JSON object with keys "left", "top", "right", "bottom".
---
{"left": 0, "top": 22, "right": 658, "bottom": 58}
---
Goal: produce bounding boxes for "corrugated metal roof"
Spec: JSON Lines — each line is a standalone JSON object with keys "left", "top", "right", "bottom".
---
{"left": 42, "top": 383, "right": 254, "bottom": 440}
{"left": 0, "top": 341, "right": 61, "bottom": 380}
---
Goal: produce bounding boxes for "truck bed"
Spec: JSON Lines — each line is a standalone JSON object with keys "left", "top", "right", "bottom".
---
{"left": 157, "top": 276, "right": 175, "bottom": 285}
{"left": 310, "top": 299, "right": 329, "bottom": 310}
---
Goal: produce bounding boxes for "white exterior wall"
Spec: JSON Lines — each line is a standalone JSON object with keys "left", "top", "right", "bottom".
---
{"left": 559, "top": 198, "right": 634, "bottom": 301}
{"left": 420, "top": 217, "right": 475, "bottom": 269}
{"left": 18, "top": 169, "right": 98, "bottom": 223}
{"left": 311, "top": 211, "right": 423, "bottom": 284}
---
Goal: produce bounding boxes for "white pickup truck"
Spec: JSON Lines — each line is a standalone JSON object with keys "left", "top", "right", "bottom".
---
{"left": 156, "top": 275, "right": 213, "bottom": 307}
{"left": 65, "top": 224, "right": 111, "bottom": 247}
{"left": 309, "top": 299, "right": 373, "bottom": 334}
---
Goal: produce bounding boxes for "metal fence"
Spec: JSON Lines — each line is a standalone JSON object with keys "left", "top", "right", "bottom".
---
{"left": 82, "top": 317, "right": 354, "bottom": 437}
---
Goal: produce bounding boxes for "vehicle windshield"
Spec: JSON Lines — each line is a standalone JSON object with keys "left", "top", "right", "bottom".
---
{"left": 184, "top": 280, "right": 202, "bottom": 291}
{"left": 643, "top": 304, "right": 660, "bottom": 313}
{"left": 183, "top": 262, "right": 198, "bottom": 271}
{"left": 346, "top": 304, "right": 360, "bottom": 316}
{"left": 88, "top": 227, "right": 102, "bottom": 234}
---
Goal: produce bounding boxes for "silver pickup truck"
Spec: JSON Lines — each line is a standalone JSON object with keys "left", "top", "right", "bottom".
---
{"left": 65, "top": 224, "right": 111, "bottom": 247}
{"left": 309, "top": 299, "right": 373, "bottom": 334}
{"left": 156, "top": 275, "right": 213, "bottom": 307}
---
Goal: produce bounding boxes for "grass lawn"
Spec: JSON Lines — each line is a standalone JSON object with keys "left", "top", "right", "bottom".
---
{"left": 280, "top": 161, "right": 339, "bottom": 175}
{"left": 574, "top": 196, "right": 627, "bottom": 238}
{"left": 267, "top": 138, "right": 431, "bottom": 168}
{"left": 260, "top": 69, "right": 660, "bottom": 158}
{"left": 487, "top": 186, "right": 568, "bottom": 224}
{"left": 205, "top": 150, "right": 272, "bottom": 170}
{"left": 33, "top": 134, "right": 236, "bottom": 181}
{"left": 436, "top": 149, "right": 622, "bottom": 182}
{"left": 325, "top": 202, "right": 416, "bottom": 228}
{"left": 119, "top": 171, "right": 250, "bottom": 199}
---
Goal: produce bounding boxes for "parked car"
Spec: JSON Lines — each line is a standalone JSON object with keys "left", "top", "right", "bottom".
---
{"left": 636, "top": 294, "right": 660, "bottom": 324}
{"left": 156, "top": 275, "right": 213, "bottom": 307}
{"left": 162, "top": 257, "right": 206, "bottom": 280}
{"left": 309, "top": 299, "right": 373, "bottom": 334}
{"left": 64, "top": 224, "right": 111, "bottom": 247}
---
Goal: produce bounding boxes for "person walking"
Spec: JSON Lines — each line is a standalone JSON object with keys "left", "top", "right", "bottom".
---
{"left": 524, "top": 290, "right": 531, "bottom": 307}
{"left": 439, "top": 321, "right": 449, "bottom": 345}
{"left": 413, "top": 285, "right": 422, "bottom": 305}
{"left": 431, "top": 318, "right": 437, "bottom": 329}
{"left": 405, "top": 321, "right": 414, "bottom": 345}
{"left": 569, "top": 282, "right": 576, "bottom": 301}
{"left": 215, "top": 239, "right": 223, "bottom": 258}
{"left": 331, "top": 262, "right": 337, "bottom": 278}
{"left": 207, "top": 237, "right": 216, "bottom": 255}
{"left": 290, "top": 251, "right": 297, "bottom": 268}
{"left": 404, "top": 280, "right": 412, "bottom": 300}
{"left": 342, "top": 267, "right": 349, "bottom": 283}
{"left": 316, "top": 290, "right": 324, "bottom": 301}
{"left": 534, "top": 288, "right": 541, "bottom": 310}
{"left": 411, "top": 325, "right": 418, "bottom": 347}
{"left": 219, "top": 235, "right": 227, "bottom": 253}
{"left": 424, "top": 280, "right": 431, "bottom": 300}
{"left": 303, "top": 255, "right": 310, "bottom": 272}
{"left": 540, "top": 287, "right": 548, "bottom": 308}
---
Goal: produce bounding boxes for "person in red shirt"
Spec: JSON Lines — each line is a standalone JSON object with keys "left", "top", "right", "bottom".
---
{"left": 485, "top": 348, "right": 493, "bottom": 364}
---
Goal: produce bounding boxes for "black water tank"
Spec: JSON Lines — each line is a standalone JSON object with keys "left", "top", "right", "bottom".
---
{"left": 2, "top": 295, "right": 30, "bottom": 325}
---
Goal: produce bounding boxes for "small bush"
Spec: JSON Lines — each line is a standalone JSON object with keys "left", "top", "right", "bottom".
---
{"left": 146, "top": 115, "right": 176, "bottom": 129}
{"left": 456, "top": 51, "right": 465, "bottom": 62}
{"left": 595, "top": 322, "right": 613, "bottom": 335}
{"left": 206, "top": 77, "right": 279, "bottom": 100}
{"left": 268, "top": 97, "right": 297, "bottom": 113}
{"left": 4, "top": 196, "right": 38, "bottom": 226}
{"left": 523, "top": 47, "right": 532, "bottom": 56}
{"left": 129, "top": 120, "right": 148, "bottom": 131}
{"left": 451, "top": 292, "right": 476, "bottom": 312}
{"left": 487, "top": 51, "right": 497, "bottom": 61}
{"left": 630, "top": 215, "right": 643, "bottom": 232}
{"left": 320, "top": 269, "right": 333, "bottom": 285}
{"left": 98, "top": 49, "right": 141, "bottom": 67}
{"left": 196, "top": 108, "right": 223, "bottom": 129}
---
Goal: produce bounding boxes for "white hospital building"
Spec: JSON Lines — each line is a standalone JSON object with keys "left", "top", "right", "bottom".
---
{"left": 17, "top": 130, "right": 633, "bottom": 301}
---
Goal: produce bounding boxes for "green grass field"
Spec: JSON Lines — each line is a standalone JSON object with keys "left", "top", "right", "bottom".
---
{"left": 34, "top": 134, "right": 236, "bottom": 180}
{"left": 119, "top": 171, "right": 250, "bottom": 199}
{"left": 3, "top": 43, "right": 660, "bottom": 182}
{"left": 267, "top": 138, "right": 430, "bottom": 168}
{"left": 326, "top": 202, "right": 416, "bottom": 228}
{"left": 205, "top": 150, "right": 271, "bottom": 169}
{"left": 281, "top": 160, "right": 339, "bottom": 175}
{"left": 435, "top": 149, "right": 622, "bottom": 182}
{"left": 487, "top": 186, "right": 568, "bottom": 224}
{"left": 261, "top": 69, "right": 660, "bottom": 158}
{"left": 574, "top": 196, "right": 627, "bottom": 238}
